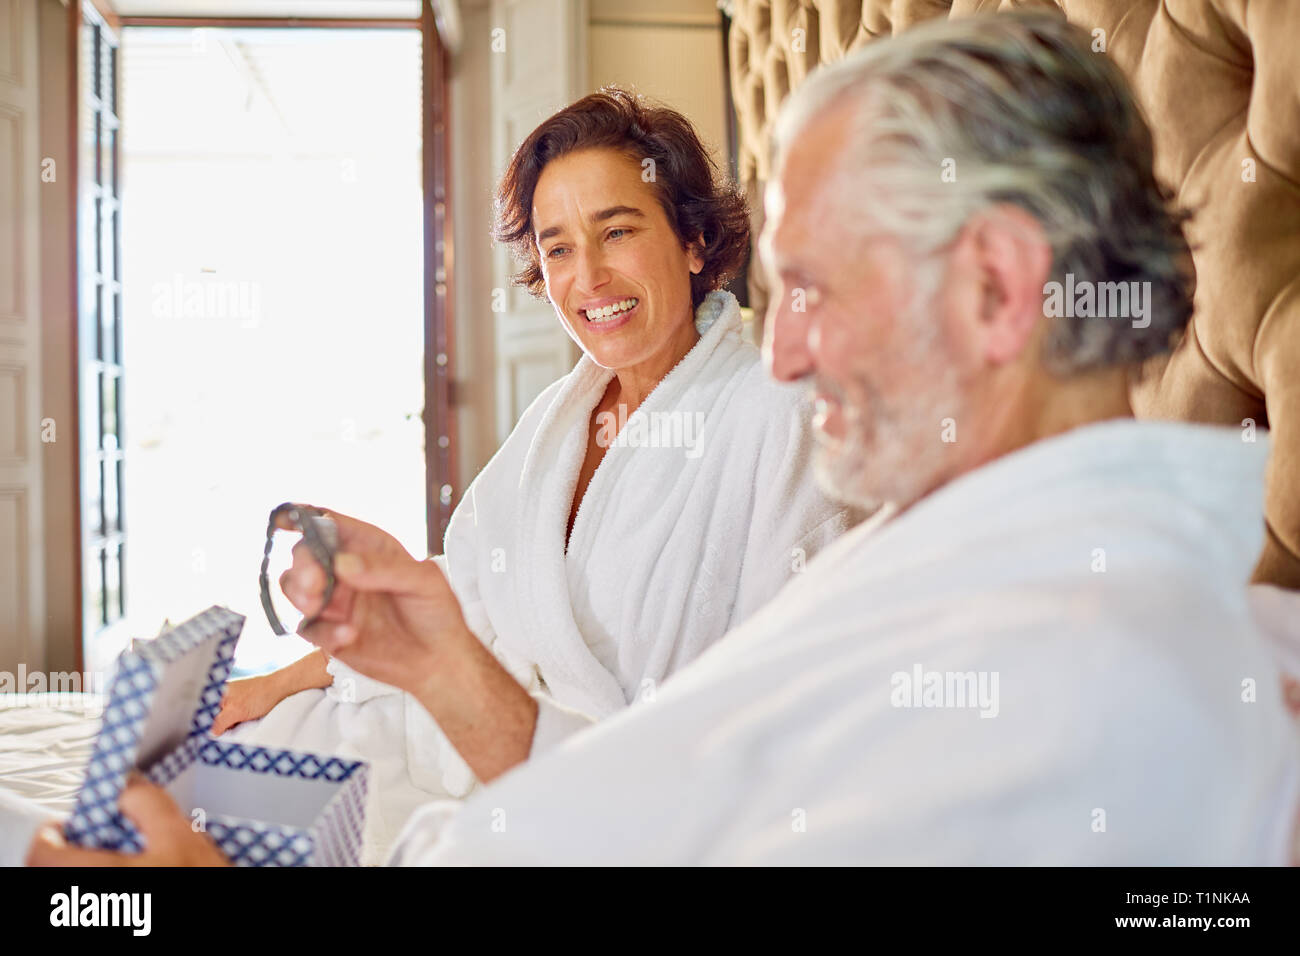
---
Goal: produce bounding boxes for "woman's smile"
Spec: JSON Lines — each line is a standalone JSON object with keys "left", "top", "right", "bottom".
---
{"left": 580, "top": 297, "right": 640, "bottom": 332}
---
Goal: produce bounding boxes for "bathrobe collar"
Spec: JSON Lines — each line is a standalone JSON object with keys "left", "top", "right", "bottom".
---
{"left": 513, "top": 291, "right": 745, "bottom": 717}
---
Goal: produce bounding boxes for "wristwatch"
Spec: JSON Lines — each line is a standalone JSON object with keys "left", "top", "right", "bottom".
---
{"left": 259, "top": 502, "right": 340, "bottom": 636}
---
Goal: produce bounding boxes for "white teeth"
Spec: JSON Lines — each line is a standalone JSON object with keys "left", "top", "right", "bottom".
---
{"left": 586, "top": 298, "right": 638, "bottom": 322}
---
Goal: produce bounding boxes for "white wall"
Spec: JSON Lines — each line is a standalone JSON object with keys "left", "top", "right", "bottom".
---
{"left": 448, "top": 0, "right": 498, "bottom": 491}
{"left": 588, "top": 0, "right": 726, "bottom": 166}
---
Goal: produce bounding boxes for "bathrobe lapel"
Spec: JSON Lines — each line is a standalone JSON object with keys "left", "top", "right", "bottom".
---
{"left": 511, "top": 355, "right": 626, "bottom": 718}
{"left": 512, "top": 296, "right": 740, "bottom": 719}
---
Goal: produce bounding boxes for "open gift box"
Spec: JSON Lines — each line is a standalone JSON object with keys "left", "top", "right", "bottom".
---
{"left": 64, "top": 605, "right": 369, "bottom": 866}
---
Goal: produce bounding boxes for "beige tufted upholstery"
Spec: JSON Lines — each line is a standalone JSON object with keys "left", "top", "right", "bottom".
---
{"left": 728, "top": 0, "right": 1300, "bottom": 589}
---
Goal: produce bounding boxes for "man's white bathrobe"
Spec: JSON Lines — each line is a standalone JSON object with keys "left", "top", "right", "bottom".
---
{"left": 390, "top": 421, "right": 1300, "bottom": 865}
{"left": 231, "top": 291, "right": 850, "bottom": 862}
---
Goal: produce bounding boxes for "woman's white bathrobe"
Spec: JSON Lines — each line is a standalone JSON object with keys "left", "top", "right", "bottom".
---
{"left": 230, "top": 291, "right": 851, "bottom": 862}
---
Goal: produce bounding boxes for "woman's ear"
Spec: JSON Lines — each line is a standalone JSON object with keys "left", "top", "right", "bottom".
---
{"left": 687, "top": 234, "right": 706, "bottom": 275}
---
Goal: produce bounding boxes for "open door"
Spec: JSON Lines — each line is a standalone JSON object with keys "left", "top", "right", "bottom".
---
{"left": 77, "top": 2, "right": 127, "bottom": 667}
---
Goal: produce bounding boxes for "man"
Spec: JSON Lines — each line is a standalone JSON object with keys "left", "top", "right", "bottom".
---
{"left": 29, "top": 11, "right": 1298, "bottom": 866}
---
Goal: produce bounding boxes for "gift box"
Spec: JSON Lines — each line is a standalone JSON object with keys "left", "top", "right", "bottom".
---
{"left": 65, "top": 605, "right": 368, "bottom": 866}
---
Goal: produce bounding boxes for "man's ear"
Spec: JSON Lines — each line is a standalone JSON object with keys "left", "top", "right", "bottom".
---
{"left": 966, "top": 205, "right": 1052, "bottom": 366}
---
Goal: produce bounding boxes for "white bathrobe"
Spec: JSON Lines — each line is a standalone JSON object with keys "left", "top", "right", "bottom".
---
{"left": 231, "top": 290, "right": 851, "bottom": 862}
{"left": 390, "top": 421, "right": 1300, "bottom": 865}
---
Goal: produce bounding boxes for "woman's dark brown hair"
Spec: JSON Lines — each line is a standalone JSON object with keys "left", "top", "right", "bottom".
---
{"left": 494, "top": 87, "right": 750, "bottom": 309}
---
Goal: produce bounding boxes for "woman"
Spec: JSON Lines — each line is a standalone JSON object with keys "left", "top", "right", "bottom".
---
{"left": 214, "top": 89, "right": 853, "bottom": 863}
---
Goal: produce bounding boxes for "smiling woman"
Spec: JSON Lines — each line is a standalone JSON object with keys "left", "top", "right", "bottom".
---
{"left": 200, "top": 87, "right": 854, "bottom": 865}
{"left": 532, "top": 152, "right": 705, "bottom": 406}
{"left": 495, "top": 88, "right": 750, "bottom": 312}
{"left": 494, "top": 89, "right": 753, "bottom": 541}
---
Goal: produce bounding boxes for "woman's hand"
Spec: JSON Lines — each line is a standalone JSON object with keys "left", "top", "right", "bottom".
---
{"left": 210, "top": 649, "right": 333, "bottom": 736}
{"left": 210, "top": 673, "right": 283, "bottom": 736}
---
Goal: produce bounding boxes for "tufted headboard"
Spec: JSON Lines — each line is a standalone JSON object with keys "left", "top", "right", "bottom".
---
{"left": 726, "top": 0, "right": 1300, "bottom": 589}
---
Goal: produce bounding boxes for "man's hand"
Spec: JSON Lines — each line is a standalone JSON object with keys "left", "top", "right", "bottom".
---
{"left": 279, "top": 509, "right": 472, "bottom": 696}
{"left": 280, "top": 507, "right": 538, "bottom": 782}
{"left": 275, "top": 506, "right": 412, "bottom": 631}
{"left": 26, "top": 779, "right": 230, "bottom": 867}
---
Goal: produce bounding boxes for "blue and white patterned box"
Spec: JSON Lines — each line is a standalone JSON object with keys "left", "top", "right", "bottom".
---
{"left": 65, "top": 605, "right": 368, "bottom": 866}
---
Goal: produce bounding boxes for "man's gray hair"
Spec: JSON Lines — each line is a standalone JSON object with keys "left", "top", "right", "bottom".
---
{"left": 773, "top": 10, "right": 1193, "bottom": 375}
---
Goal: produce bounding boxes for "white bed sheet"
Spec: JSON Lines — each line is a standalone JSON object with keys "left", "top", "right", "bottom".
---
{"left": 0, "top": 694, "right": 103, "bottom": 814}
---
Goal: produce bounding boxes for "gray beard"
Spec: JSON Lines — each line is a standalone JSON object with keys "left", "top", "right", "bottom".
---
{"left": 812, "top": 271, "right": 964, "bottom": 511}
{"left": 813, "top": 366, "right": 963, "bottom": 512}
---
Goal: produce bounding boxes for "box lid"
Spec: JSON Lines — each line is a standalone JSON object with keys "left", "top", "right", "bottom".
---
{"left": 65, "top": 605, "right": 244, "bottom": 849}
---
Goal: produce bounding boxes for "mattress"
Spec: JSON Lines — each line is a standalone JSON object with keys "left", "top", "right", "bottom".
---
{"left": 0, "top": 694, "right": 103, "bottom": 815}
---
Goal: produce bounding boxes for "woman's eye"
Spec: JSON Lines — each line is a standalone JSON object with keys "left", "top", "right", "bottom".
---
{"left": 546, "top": 246, "right": 569, "bottom": 259}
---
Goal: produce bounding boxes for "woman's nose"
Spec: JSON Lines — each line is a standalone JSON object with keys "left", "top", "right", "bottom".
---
{"left": 574, "top": 246, "right": 610, "bottom": 292}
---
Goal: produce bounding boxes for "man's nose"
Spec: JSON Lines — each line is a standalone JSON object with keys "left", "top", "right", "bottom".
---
{"left": 764, "top": 298, "right": 815, "bottom": 384}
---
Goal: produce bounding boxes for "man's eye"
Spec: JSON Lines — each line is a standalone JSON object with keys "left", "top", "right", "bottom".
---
{"left": 606, "top": 228, "right": 629, "bottom": 240}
